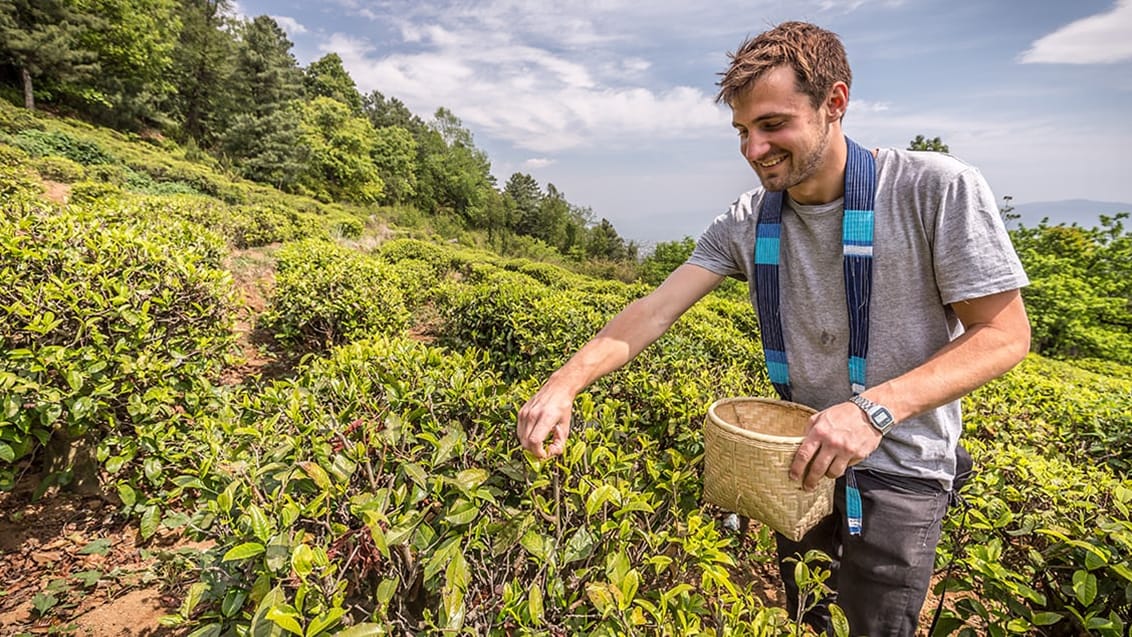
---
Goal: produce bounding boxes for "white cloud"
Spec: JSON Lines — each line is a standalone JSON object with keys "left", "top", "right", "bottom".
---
{"left": 1020, "top": 0, "right": 1132, "bottom": 64}
{"left": 523, "top": 158, "right": 555, "bottom": 168}
{"left": 326, "top": 3, "right": 739, "bottom": 153}
{"left": 271, "top": 15, "right": 308, "bottom": 36}
{"left": 849, "top": 99, "right": 891, "bottom": 113}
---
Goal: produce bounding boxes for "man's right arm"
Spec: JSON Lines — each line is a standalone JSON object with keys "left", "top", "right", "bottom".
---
{"left": 516, "top": 264, "right": 725, "bottom": 458}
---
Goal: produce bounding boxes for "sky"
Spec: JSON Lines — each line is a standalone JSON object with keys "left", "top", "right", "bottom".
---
{"left": 231, "top": 0, "right": 1132, "bottom": 244}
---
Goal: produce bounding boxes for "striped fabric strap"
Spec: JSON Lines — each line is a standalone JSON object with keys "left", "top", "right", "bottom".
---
{"left": 753, "top": 136, "right": 877, "bottom": 400}
{"left": 753, "top": 136, "right": 877, "bottom": 536}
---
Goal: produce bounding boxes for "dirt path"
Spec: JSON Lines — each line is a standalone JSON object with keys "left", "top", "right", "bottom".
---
{"left": 0, "top": 478, "right": 191, "bottom": 636}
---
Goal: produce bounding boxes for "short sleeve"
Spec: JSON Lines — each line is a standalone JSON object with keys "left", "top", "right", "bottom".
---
{"left": 931, "top": 168, "right": 1029, "bottom": 305}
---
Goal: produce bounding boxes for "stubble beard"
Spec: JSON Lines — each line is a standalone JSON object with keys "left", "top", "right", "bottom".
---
{"left": 760, "top": 120, "right": 833, "bottom": 193}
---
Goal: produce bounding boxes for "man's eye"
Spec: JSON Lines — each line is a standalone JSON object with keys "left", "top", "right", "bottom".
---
{"left": 762, "top": 121, "right": 784, "bottom": 131}
{"left": 735, "top": 128, "right": 748, "bottom": 138}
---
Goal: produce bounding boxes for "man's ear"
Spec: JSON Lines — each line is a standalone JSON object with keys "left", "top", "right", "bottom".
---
{"left": 826, "top": 81, "right": 849, "bottom": 121}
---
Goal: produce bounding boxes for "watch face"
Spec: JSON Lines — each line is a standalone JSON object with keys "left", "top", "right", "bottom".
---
{"left": 873, "top": 407, "right": 895, "bottom": 428}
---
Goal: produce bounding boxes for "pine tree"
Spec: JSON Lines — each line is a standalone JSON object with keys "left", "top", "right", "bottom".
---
{"left": 0, "top": 0, "right": 100, "bottom": 110}
{"left": 304, "top": 53, "right": 363, "bottom": 113}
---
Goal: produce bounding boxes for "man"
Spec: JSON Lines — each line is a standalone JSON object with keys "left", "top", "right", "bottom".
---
{"left": 517, "top": 21, "right": 1030, "bottom": 635}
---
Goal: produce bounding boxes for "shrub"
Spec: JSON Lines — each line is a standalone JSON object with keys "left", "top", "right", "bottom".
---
{"left": 0, "top": 142, "right": 31, "bottom": 166}
{"left": 1, "top": 129, "right": 117, "bottom": 165}
{"left": 260, "top": 239, "right": 410, "bottom": 350}
{"left": 0, "top": 202, "right": 236, "bottom": 491}
{"left": 0, "top": 164, "right": 43, "bottom": 203}
{"left": 33, "top": 155, "right": 86, "bottom": 182}
{"left": 69, "top": 180, "right": 123, "bottom": 205}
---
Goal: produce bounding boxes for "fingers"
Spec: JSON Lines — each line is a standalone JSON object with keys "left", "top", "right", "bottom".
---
{"left": 516, "top": 391, "right": 572, "bottom": 459}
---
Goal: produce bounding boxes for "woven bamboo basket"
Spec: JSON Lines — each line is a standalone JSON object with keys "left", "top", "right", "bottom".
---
{"left": 703, "top": 397, "right": 834, "bottom": 541}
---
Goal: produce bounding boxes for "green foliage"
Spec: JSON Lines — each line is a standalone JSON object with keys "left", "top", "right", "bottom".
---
{"left": 909, "top": 134, "right": 950, "bottom": 153}
{"left": 929, "top": 357, "right": 1132, "bottom": 635}
{"left": 261, "top": 239, "right": 409, "bottom": 350}
{"left": 1012, "top": 215, "right": 1132, "bottom": 364}
{"left": 0, "top": 163, "right": 43, "bottom": 202}
{"left": 33, "top": 155, "right": 86, "bottom": 182}
{"left": 0, "top": 0, "right": 101, "bottom": 109}
{"left": 639, "top": 236, "right": 698, "bottom": 286}
{"left": 303, "top": 53, "right": 363, "bottom": 113}
{"left": 1, "top": 128, "right": 116, "bottom": 165}
{"left": 0, "top": 201, "right": 236, "bottom": 489}
{"left": 296, "top": 97, "right": 385, "bottom": 204}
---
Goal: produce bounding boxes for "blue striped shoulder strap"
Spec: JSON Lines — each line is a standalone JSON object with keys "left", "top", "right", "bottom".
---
{"left": 753, "top": 136, "right": 877, "bottom": 401}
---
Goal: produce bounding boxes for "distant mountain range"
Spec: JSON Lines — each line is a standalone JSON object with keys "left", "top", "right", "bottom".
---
{"left": 1009, "top": 199, "right": 1132, "bottom": 229}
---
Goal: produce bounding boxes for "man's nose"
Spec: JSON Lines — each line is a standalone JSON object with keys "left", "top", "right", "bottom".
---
{"left": 743, "top": 134, "right": 771, "bottom": 162}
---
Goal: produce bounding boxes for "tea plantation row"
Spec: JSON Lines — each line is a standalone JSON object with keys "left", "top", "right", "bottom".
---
{"left": 2, "top": 169, "right": 1131, "bottom": 635}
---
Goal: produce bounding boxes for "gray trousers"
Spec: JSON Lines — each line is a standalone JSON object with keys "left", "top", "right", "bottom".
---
{"left": 775, "top": 469, "right": 950, "bottom": 637}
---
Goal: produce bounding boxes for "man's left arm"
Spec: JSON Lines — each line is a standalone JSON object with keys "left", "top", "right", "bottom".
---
{"left": 791, "top": 288, "right": 1031, "bottom": 490}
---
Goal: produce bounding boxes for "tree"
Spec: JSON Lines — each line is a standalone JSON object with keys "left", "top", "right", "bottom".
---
{"left": 585, "top": 218, "right": 629, "bottom": 261}
{"left": 363, "top": 90, "right": 426, "bottom": 134}
{"left": 167, "top": 0, "right": 237, "bottom": 144}
{"left": 78, "top": 0, "right": 180, "bottom": 127}
{"left": 229, "top": 15, "right": 303, "bottom": 118}
{"left": 639, "top": 236, "right": 697, "bottom": 285}
{"left": 296, "top": 96, "right": 384, "bottom": 204}
{"left": 304, "top": 53, "right": 362, "bottom": 113}
{"left": 222, "top": 103, "right": 307, "bottom": 189}
{"left": 908, "top": 135, "right": 949, "bottom": 153}
{"left": 416, "top": 108, "right": 493, "bottom": 222}
{"left": 370, "top": 125, "right": 417, "bottom": 204}
{"left": 0, "top": 0, "right": 100, "bottom": 110}
{"left": 505, "top": 172, "right": 543, "bottom": 235}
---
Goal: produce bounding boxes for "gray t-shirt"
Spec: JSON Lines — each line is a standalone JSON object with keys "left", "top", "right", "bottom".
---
{"left": 688, "top": 148, "right": 1029, "bottom": 488}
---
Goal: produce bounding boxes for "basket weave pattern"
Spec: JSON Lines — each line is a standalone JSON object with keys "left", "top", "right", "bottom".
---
{"left": 703, "top": 397, "right": 834, "bottom": 541}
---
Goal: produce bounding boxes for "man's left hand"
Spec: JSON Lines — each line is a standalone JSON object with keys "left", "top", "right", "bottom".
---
{"left": 789, "top": 401, "right": 882, "bottom": 490}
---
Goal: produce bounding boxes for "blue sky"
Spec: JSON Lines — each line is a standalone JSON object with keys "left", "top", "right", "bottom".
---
{"left": 232, "top": 0, "right": 1132, "bottom": 244}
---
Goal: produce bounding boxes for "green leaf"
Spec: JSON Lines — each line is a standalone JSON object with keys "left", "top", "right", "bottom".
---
{"left": 446, "top": 550, "right": 470, "bottom": 592}
{"left": 221, "top": 588, "right": 248, "bottom": 618}
{"left": 292, "top": 544, "right": 314, "bottom": 578}
{"left": 829, "top": 604, "right": 850, "bottom": 637}
{"left": 520, "top": 529, "right": 550, "bottom": 562}
{"left": 298, "top": 462, "right": 332, "bottom": 491}
{"left": 333, "top": 625, "right": 386, "bottom": 637}
{"left": 0, "top": 442, "right": 15, "bottom": 463}
{"left": 117, "top": 483, "right": 137, "bottom": 507}
{"left": 305, "top": 608, "right": 344, "bottom": 636}
{"left": 79, "top": 538, "right": 112, "bottom": 555}
{"left": 1031, "top": 612, "right": 1063, "bottom": 626}
{"left": 140, "top": 505, "right": 161, "bottom": 539}
{"left": 452, "top": 468, "right": 488, "bottom": 492}
{"left": 1072, "top": 569, "right": 1097, "bottom": 606}
{"left": 563, "top": 527, "right": 595, "bottom": 564}
{"left": 443, "top": 499, "right": 479, "bottom": 526}
{"left": 585, "top": 484, "right": 620, "bottom": 516}
{"left": 32, "top": 592, "right": 59, "bottom": 615}
{"left": 248, "top": 504, "right": 272, "bottom": 543}
{"left": 265, "top": 606, "right": 304, "bottom": 635}
{"left": 528, "top": 584, "right": 543, "bottom": 624}
{"left": 375, "top": 577, "right": 398, "bottom": 610}
{"left": 618, "top": 569, "right": 639, "bottom": 609}
{"left": 224, "top": 542, "right": 266, "bottom": 562}
{"left": 73, "top": 569, "right": 102, "bottom": 587}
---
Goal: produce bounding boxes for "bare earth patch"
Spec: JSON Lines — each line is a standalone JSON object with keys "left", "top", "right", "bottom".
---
{"left": 0, "top": 474, "right": 194, "bottom": 636}
{"left": 41, "top": 179, "right": 72, "bottom": 205}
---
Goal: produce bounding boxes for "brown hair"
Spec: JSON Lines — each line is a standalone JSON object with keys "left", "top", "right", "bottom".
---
{"left": 716, "top": 21, "right": 852, "bottom": 109}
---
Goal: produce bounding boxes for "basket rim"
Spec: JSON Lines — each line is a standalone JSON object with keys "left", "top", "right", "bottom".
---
{"left": 706, "top": 396, "right": 817, "bottom": 445}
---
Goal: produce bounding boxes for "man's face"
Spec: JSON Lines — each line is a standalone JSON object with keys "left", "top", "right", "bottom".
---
{"left": 730, "top": 66, "right": 835, "bottom": 197}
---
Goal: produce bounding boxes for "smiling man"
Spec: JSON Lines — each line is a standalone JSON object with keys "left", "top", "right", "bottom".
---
{"left": 517, "top": 21, "right": 1031, "bottom": 635}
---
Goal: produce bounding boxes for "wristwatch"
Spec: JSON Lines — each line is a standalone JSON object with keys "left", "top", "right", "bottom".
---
{"left": 850, "top": 394, "right": 896, "bottom": 435}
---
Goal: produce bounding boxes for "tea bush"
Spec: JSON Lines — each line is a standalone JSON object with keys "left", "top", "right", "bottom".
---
{"left": 0, "top": 201, "right": 236, "bottom": 490}
{"left": 931, "top": 358, "right": 1132, "bottom": 635}
{"left": 33, "top": 155, "right": 86, "bottom": 182}
{"left": 260, "top": 239, "right": 410, "bottom": 351}
{"left": 151, "top": 335, "right": 817, "bottom": 636}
